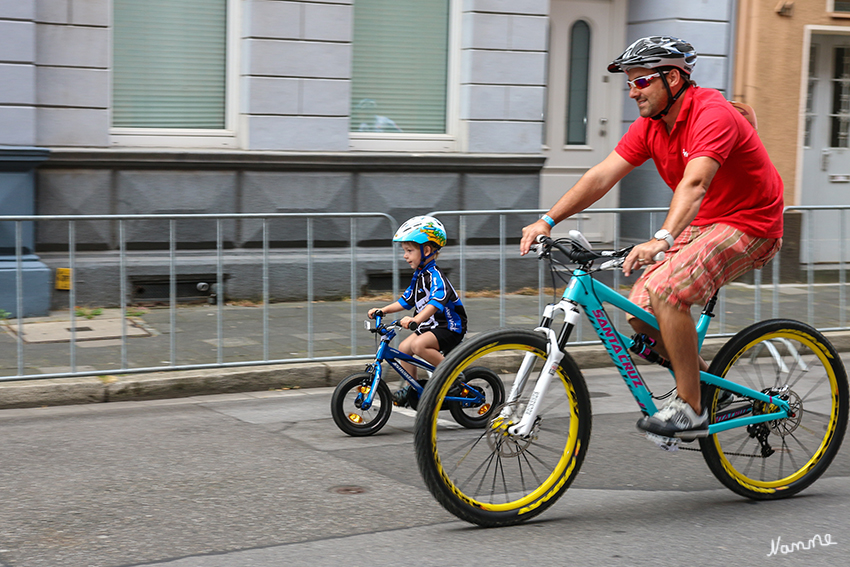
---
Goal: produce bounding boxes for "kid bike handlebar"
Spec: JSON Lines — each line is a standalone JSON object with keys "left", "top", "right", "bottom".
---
{"left": 368, "top": 311, "right": 418, "bottom": 333}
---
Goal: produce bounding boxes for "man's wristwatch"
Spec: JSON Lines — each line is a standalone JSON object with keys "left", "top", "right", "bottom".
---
{"left": 654, "top": 229, "right": 674, "bottom": 250}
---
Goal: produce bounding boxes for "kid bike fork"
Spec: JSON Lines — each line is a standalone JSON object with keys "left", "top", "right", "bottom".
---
{"left": 503, "top": 299, "right": 583, "bottom": 437}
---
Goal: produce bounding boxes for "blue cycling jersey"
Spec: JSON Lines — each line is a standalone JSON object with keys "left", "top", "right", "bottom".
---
{"left": 397, "top": 260, "right": 467, "bottom": 335}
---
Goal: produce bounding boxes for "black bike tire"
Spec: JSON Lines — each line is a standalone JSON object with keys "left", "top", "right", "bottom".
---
{"left": 331, "top": 372, "right": 393, "bottom": 436}
{"left": 448, "top": 366, "right": 506, "bottom": 429}
{"left": 699, "top": 319, "right": 848, "bottom": 499}
{"left": 414, "top": 328, "right": 592, "bottom": 527}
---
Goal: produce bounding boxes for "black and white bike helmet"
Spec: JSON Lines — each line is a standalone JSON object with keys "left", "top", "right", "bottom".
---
{"left": 608, "top": 36, "right": 697, "bottom": 120}
{"left": 607, "top": 36, "right": 697, "bottom": 75}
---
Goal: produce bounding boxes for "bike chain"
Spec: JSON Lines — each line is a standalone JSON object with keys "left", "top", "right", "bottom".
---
{"left": 648, "top": 393, "right": 769, "bottom": 458}
{"left": 674, "top": 444, "right": 765, "bottom": 458}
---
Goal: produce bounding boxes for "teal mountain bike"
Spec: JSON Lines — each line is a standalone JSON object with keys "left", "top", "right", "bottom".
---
{"left": 413, "top": 233, "right": 848, "bottom": 527}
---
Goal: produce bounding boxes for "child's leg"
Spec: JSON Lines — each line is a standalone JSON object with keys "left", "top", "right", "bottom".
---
{"left": 409, "top": 332, "right": 444, "bottom": 368}
{"left": 398, "top": 332, "right": 444, "bottom": 381}
{"left": 398, "top": 334, "right": 420, "bottom": 381}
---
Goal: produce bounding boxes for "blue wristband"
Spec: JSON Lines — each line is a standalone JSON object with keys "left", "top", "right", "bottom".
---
{"left": 541, "top": 214, "right": 556, "bottom": 228}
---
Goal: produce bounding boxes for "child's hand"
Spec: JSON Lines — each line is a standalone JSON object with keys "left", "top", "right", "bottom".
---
{"left": 399, "top": 316, "right": 418, "bottom": 331}
{"left": 367, "top": 308, "right": 381, "bottom": 319}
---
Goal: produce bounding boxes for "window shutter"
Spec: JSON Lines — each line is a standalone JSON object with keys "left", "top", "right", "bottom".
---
{"left": 351, "top": 0, "right": 449, "bottom": 134}
{"left": 113, "top": 0, "right": 227, "bottom": 129}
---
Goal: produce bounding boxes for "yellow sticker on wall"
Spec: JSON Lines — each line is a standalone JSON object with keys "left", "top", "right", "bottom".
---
{"left": 55, "top": 268, "right": 72, "bottom": 290}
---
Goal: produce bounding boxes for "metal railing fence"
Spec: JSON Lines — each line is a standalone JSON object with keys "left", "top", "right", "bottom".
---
{"left": 1, "top": 213, "right": 398, "bottom": 382}
{"left": 1, "top": 206, "right": 848, "bottom": 382}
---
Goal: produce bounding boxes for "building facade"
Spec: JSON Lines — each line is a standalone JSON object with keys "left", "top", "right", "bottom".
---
{"left": 733, "top": 0, "right": 850, "bottom": 265}
{"left": 0, "top": 1, "right": 779, "bottom": 306}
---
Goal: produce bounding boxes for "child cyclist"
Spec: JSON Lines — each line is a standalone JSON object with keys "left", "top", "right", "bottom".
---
{"left": 368, "top": 216, "right": 467, "bottom": 407}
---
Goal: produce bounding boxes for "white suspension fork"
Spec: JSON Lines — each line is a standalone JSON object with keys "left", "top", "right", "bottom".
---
{"left": 506, "top": 300, "right": 581, "bottom": 437}
{"left": 500, "top": 303, "right": 559, "bottom": 419}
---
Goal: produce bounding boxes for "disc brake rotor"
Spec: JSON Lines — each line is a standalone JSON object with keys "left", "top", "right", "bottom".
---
{"left": 485, "top": 415, "right": 539, "bottom": 458}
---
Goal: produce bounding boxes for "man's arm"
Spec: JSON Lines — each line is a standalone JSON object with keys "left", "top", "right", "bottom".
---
{"left": 622, "top": 156, "right": 720, "bottom": 276}
{"left": 520, "top": 150, "right": 634, "bottom": 255}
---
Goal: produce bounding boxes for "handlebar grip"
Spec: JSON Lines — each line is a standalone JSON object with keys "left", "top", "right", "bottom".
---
{"left": 407, "top": 321, "right": 419, "bottom": 331}
{"left": 371, "top": 309, "right": 383, "bottom": 319}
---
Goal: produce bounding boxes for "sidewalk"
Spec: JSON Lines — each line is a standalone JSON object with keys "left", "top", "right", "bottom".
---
{"left": 2, "top": 288, "right": 849, "bottom": 409}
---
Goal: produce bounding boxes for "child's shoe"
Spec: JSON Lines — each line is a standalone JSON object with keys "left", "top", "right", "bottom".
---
{"left": 392, "top": 385, "right": 411, "bottom": 407}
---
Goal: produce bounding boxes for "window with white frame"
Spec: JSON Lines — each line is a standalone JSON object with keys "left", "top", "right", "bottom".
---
{"left": 350, "top": 0, "right": 456, "bottom": 150}
{"left": 830, "top": 1, "right": 850, "bottom": 13}
{"left": 112, "top": 0, "right": 235, "bottom": 146}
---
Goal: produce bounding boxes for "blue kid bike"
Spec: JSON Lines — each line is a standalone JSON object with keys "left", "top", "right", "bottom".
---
{"left": 413, "top": 233, "right": 849, "bottom": 527}
{"left": 331, "top": 311, "right": 505, "bottom": 436}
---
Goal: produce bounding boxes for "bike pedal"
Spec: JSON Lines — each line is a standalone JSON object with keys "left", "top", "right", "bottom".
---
{"left": 673, "top": 429, "right": 709, "bottom": 441}
{"left": 645, "top": 432, "right": 680, "bottom": 451}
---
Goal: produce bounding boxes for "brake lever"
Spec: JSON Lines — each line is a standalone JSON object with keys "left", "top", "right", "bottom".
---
{"left": 531, "top": 234, "right": 550, "bottom": 258}
{"left": 599, "top": 257, "right": 625, "bottom": 271}
{"left": 599, "top": 251, "right": 665, "bottom": 271}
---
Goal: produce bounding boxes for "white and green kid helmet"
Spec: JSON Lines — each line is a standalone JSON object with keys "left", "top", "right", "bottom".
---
{"left": 393, "top": 216, "right": 447, "bottom": 248}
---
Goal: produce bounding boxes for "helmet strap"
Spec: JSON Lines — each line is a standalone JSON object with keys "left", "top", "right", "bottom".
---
{"left": 419, "top": 243, "right": 436, "bottom": 267}
{"left": 651, "top": 71, "right": 690, "bottom": 120}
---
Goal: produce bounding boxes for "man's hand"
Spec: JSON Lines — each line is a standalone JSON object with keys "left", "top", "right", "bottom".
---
{"left": 622, "top": 240, "right": 669, "bottom": 277}
{"left": 520, "top": 219, "right": 552, "bottom": 256}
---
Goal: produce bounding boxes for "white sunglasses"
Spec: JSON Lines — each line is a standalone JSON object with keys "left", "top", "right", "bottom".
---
{"left": 627, "top": 72, "right": 665, "bottom": 89}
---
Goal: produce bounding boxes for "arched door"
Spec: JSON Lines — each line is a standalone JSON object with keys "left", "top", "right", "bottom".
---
{"left": 541, "top": 0, "right": 626, "bottom": 243}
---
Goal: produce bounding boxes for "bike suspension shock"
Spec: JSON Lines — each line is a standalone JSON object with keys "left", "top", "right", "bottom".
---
{"left": 629, "top": 333, "right": 671, "bottom": 368}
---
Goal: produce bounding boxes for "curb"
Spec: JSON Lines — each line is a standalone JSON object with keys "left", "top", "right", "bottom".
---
{"left": 0, "top": 360, "right": 365, "bottom": 409}
{"left": 2, "top": 331, "right": 849, "bottom": 410}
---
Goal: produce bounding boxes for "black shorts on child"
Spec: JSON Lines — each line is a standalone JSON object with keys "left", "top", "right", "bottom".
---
{"left": 426, "top": 327, "right": 464, "bottom": 355}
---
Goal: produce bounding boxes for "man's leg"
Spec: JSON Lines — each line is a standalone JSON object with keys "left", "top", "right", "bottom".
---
{"left": 649, "top": 290, "right": 701, "bottom": 414}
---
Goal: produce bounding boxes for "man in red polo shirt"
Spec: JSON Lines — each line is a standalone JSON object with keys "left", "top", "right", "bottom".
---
{"left": 520, "top": 36, "right": 784, "bottom": 439}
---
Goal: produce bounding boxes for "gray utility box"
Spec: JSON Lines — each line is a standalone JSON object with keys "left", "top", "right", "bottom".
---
{"left": 0, "top": 146, "right": 51, "bottom": 318}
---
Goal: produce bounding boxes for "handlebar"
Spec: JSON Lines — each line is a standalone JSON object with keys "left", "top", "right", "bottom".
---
{"left": 533, "top": 234, "right": 663, "bottom": 271}
{"left": 533, "top": 234, "right": 607, "bottom": 266}
{"left": 365, "top": 312, "right": 418, "bottom": 334}
{"left": 534, "top": 234, "right": 600, "bottom": 264}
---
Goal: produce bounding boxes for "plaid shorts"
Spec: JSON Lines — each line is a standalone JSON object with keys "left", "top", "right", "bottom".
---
{"left": 628, "top": 224, "right": 782, "bottom": 314}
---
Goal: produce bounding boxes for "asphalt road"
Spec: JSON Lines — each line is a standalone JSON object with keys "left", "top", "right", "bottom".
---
{"left": 1, "top": 365, "right": 848, "bottom": 567}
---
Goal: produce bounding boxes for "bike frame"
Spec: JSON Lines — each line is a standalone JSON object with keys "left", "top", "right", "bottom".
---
{"left": 359, "top": 316, "right": 486, "bottom": 411}
{"left": 505, "top": 268, "right": 792, "bottom": 437}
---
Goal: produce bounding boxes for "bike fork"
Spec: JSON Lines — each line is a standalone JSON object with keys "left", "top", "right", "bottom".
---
{"left": 360, "top": 362, "right": 383, "bottom": 410}
{"left": 505, "top": 301, "right": 580, "bottom": 438}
